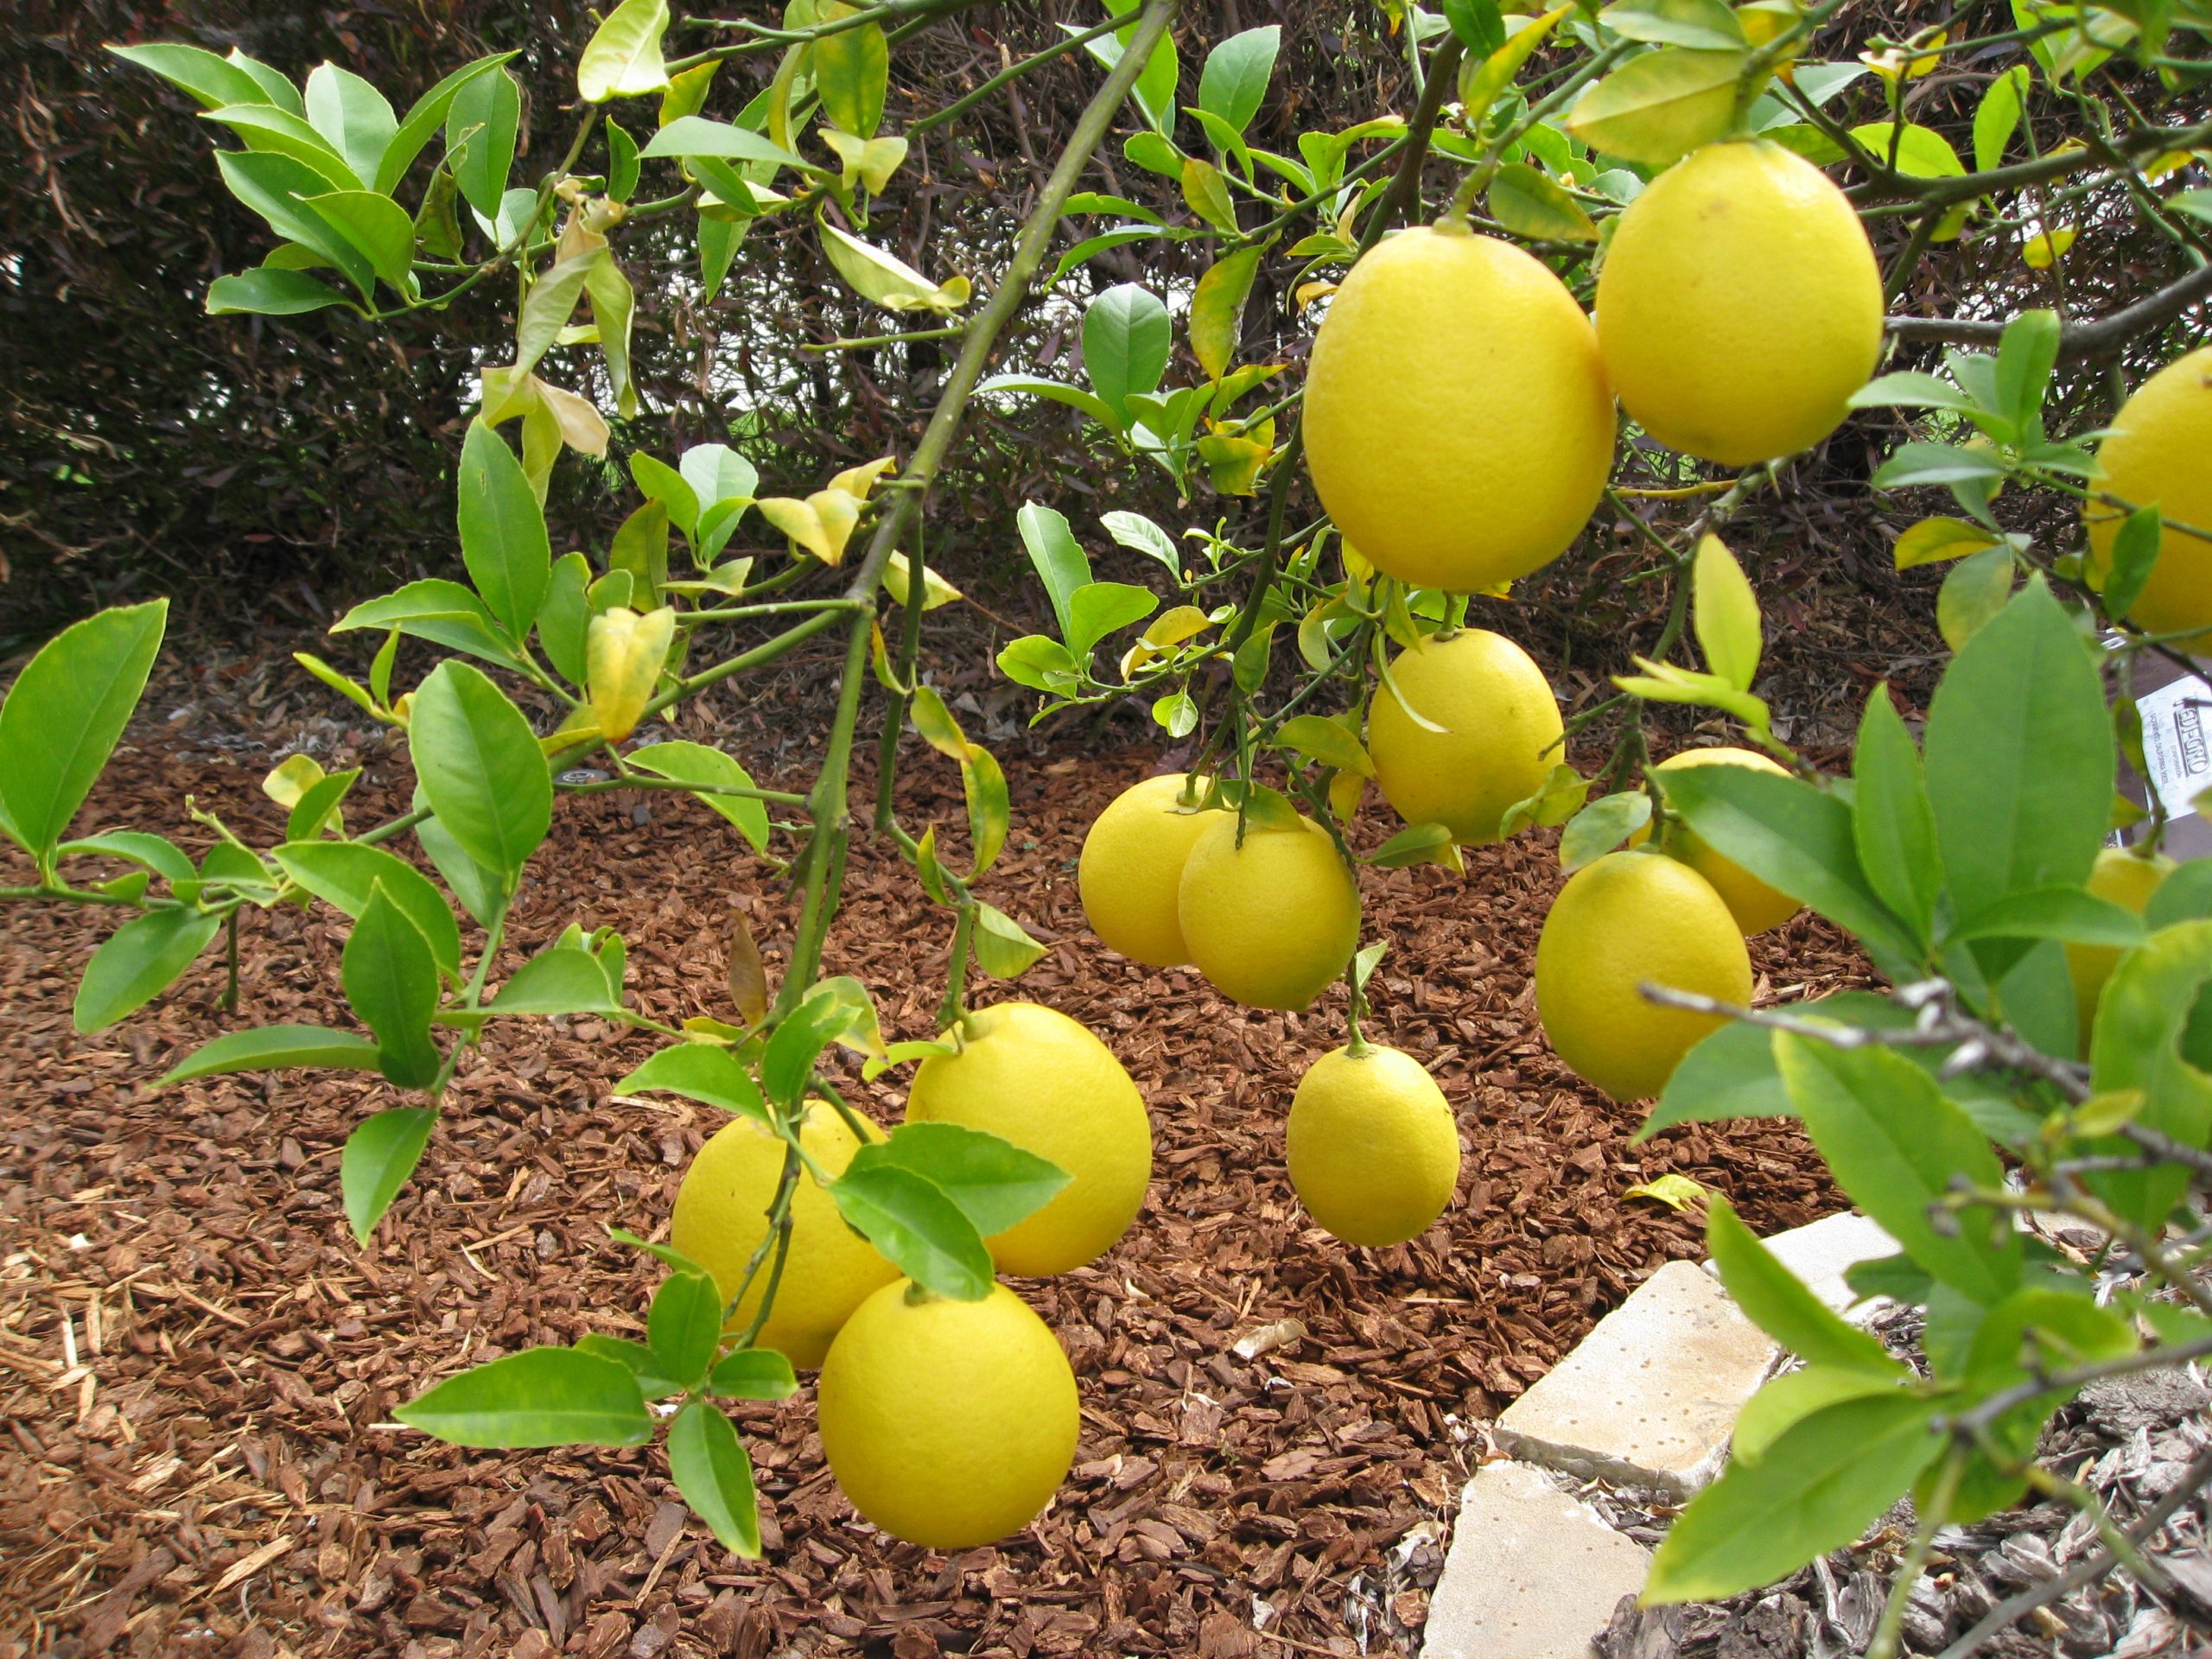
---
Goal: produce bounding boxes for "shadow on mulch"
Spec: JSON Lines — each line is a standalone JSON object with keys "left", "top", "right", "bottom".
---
{"left": 1, "top": 650, "right": 1861, "bottom": 1659}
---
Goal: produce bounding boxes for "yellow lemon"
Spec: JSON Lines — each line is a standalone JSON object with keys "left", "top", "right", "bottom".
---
{"left": 1077, "top": 773, "right": 1218, "bottom": 967}
{"left": 906, "top": 1001, "right": 1151, "bottom": 1275}
{"left": 2085, "top": 346, "right": 2212, "bottom": 642}
{"left": 818, "top": 1280, "right": 1079, "bottom": 1551}
{"left": 1178, "top": 813, "right": 1362, "bottom": 1010}
{"left": 1535, "top": 850, "right": 1753, "bottom": 1102}
{"left": 1367, "top": 629, "right": 1564, "bottom": 845}
{"left": 1595, "top": 140, "right": 1882, "bottom": 466}
{"left": 671, "top": 1103, "right": 900, "bottom": 1369}
{"left": 1301, "top": 220, "right": 1616, "bottom": 593}
{"left": 1627, "top": 748, "right": 1802, "bottom": 935}
{"left": 2069, "top": 848, "right": 2173, "bottom": 1046}
{"left": 1287, "top": 1043, "right": 1462, "bottom": 1247}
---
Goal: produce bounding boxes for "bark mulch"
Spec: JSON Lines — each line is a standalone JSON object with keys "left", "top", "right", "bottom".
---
{"left": 2, "top": 667, "right": 1866, "bottom": 1659}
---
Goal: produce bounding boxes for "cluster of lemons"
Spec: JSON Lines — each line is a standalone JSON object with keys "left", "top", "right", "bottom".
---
{"left": 655, "top": 138, "right": 2209, "bottom": 1561}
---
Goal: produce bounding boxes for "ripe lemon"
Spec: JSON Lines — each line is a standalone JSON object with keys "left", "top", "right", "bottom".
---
{"left": 1367, "top": 629, "right": 1563, "bottom": 845}
{"left": 1301, "top": 220, "right": 1616, "bottom": 593}
{"left": 1178, "top": 813, "right": 1362, "bottom": 1010}
{"left": 906, "top": 1001, "right": 1152, "bottom": 1275}
{"left": 2069, "top": 848, "right": 2172, "bottom": 1045}
{"left": 1535, "top": 850, "right": 1752, "bottom": 1102}
{"left": 671, "top": 1103, "right": 900, "bottom": 1369}
{"left": 2085, "top": 346, "right": 2212, "bottom": 641}
{"left": 1287, "top": 1043, "right": 1462, "bottom": 1247}
{"left": 818, "top": 1280, "right": 1079, "bottom": 1551}
{"left": 1077, "top": 773, "right": 1217, "bottom": 967}
{"left": 1626, "top": 748, "right": 1802, "bottom": 935}
{"left": 1595, "top": 140, "right": 1882, "bottom": 466}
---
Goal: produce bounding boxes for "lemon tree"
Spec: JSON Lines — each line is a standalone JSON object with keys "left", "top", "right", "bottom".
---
{"left": 9, "top": 0, "right": 2212, "bottom": 1629}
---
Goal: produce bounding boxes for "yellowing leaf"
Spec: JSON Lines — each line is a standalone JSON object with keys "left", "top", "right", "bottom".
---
{"left": 2021, "top": 225, "right": 2076, "bottom": 268}
{"left": 1119, "top": 603, "right": 1216, "bottom": 675}
{"left": 577, "top": 0, "right": 671, "bottom": 103}
{"left": 1191, "top": 246, "right": 1263, "bottom": 383}
{"left": 1624, "top": 1173, "right": 1713, "bottom": 1211}
{"left": 827, "top": 454, "right": 898, "bottom": 500}
{"left": 817, "top": 219, "right": 971, "bottom": 313}
{"left": 1567, "top": 46, "right": 1748, "bottom": 166}
{"left": 1692, "top": 533, "right": 1762, "bottom": 693}
{"left": 757, "top": 490, "right": 864, "bottom": 565}
{"left": 1892, "top": 517, "right": 2001, "bottom": 569}
{"left": 820, "top": 130, "right": 909, "bottom": 194}
{"left": 1487, "top": 162, "right": 1599, "bottom": 243}
{"left": 1460, "top": 3, "right": 1573, "bottom": 117}
{"left": 884, "top": 551, "right": 963, "bottom": 611}
{"left": 263, "top": 753, "right": 326, "bottom": 809}
{"left": 587, "top": 605, "right": 676, "bottom": 742}
{"left": 1294, "top": 279, "right": 1338, "bottom": 309}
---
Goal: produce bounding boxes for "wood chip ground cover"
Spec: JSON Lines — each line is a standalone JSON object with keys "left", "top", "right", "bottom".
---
{"left": 1, "top": 660, "right": 1860, "bottom": 1659}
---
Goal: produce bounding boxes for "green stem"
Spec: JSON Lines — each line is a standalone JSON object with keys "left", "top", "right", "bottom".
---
{"left": 936, "top": 903, "right": 976, "bottom": 1029}
{"left": 910, "top": 14, "right": 1128, "bottom": 136}
{"left": 770, "top": 0, "right": 1185, "bottom": 1015}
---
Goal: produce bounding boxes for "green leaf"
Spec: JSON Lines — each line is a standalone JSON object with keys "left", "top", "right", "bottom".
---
{"left": 0, "top": 599, "right": 167, "bottom": 858}
{"left": 1277, "top": 714, "right": 1375, "bottom": 778}
{"left": 647, "top": 1266, "right": 724, "bottom": 1389}
{"left": 60, "top": 831, "right": 194, "bottom": 883}
{"left": 666, "top": 1399, "right": 762, "bottom": 1557}
{"left": 445, "top": 66, "right": 520, "bottom": 219}
{"left": 615, "top": 1043, "right": 768, "bottom": 1123}
{"left": 342, "top": 881, "right": 442, "bottom": 1088}
{"left": 1487, "top": 162, "right": 1599, "bottom": 242}
{"left": 275, "top": 842, "right": 461, "bottom": 978}
{"left": 574, "top": 1333, "right": 683, "bottom": 1399}
{"left": 1067, "top": 582, "right": 1160, "bottom": 662}
{"left": 760, "top": 976, "right": 882, "bottom": 1105}
{"left": 1993, "top": 309, "right": 2060, "bottom": 431}
{"left": 1197, "top": 25, "right": 1281, "bottom": 133}
{"left": 213, "top": 149, "right": 374, "bottom": 296}
{"left": 1601, "top": 0, "right": 1748, "bottom": 48}
{"left": 1180, "top": 156, "right": 1241, "bottom": 234}
{"left": 415, "top": 804, "right": 506, "bottom": 929}
{"left": 1950, "top": 886, "right": 2147, "bottom": 948}
{"left": 849, "top": 1121, "right": 1071, "bottom": 1238}
{"left": 1190, "top": 246, "right": 1263, "bottom": 382}
{"left": 302, "top": 62, "right": 397, "bottom": 189}
{"left": 1848, "top": 120, "right": 1964, "bottom": 180}
{"left": 200, "top": 104, "right": 357, "bottom": 190}
{"left": 1732, "top": 1365, "right": 1912, "bottom": 1463}
{"left": 396, "top": 1346, "right": 652, "bottom": 1447}
{"left": 159, "top": 1024, "right": 383, "bottom": 1086}
{"left": 330, "top": 578, "right": 521, "bottom": 669}
{"left": 1015, "top": 502, "right": 1094, "bottom": 645}
{"left": 709, "top": 1346, "right": 798, "bottom": 1401}
{"left": 2088, "top": 919, "right": 2212, "bottom": 1230}
{"left": 1660, "top": 765, "right": 1920, "bottom": 976}
{"left": 377, "top": 53, "right": 520, "bottom": 195}
{"left": 1642, "top": 1018, "right": 1789, "bottom": 1136}
{"left": 1936, "top": 544, "right": 2017, "bottom": 651}
{"left": 340, "top": 1106, "right": 439, "bottom": 1241}
{"left": 2101, "top": 503, "right": 2166, "bottom": 620}
{"left": 408, "top": 660, "right": 553, "bottom": 885}
{"left": 976, "top": 373, "right": 1125, "bottom": 431}
{"left": 304, "top": 190, "right": 416, "bottom": 291}
{"left": 605, "top": 117, "right": 641, "bottom": 202}
{"left": 1851, "top": 686, "right": 1942, "bottom": 950}
{"left": 537, "top": 553, "right": 592, "bottom": 686}
{"left": 489, "top": 947, "right": 621, "bottom": 1015}
{"left": 815, "top": 11, "right": 890, "bottom": 137}
{"left": 1560, "top": 793, "right": 1652, "bottom": 872}
{"left": 108, "top": 42, "right": 272, "bottom": 109}
{"left": 207, "top": 267, "right": 353, "bottom": 316}
{"left": 2146, "top": 861, "right": 2212, "bottom": 930}
{"left": 1848, "top": 372, "right": 1985, "bottom": 416}
{"left": 1369, "top": 821, "right": 1459, "bottom": 868}
{"left": 973, "top": 902, "right": 1048, "bottom": 978}
{"left": 962, "top": 748, "right": 1012, "bottom": 877}
{"left": 1643, "top": 1390, "right": 1943, "bottom": 1603}
{"left": 1973, "top": 63, "right": 2030, "bottom": 172}
{"left": 627, "top": 741, "right": 772, "bottom": 853}
{"left": 1083, "top": 283, "right": 1172, "bottom": 416}
{"left": 1923, "top": 580, "right": 2112, "bottom": 924}
{"left": 640, "top": 116, "right": 809, "bottom": 173}
{"left": 1442, "top": 0, "right": 1509, "bottom": 54}
{"left": 827, "top": 1164, "right": 995, "bottom": 1301}
{"left": 1872, "top": 441, "right": 2006, "bottom": 488}
{"left": 1777, "top": 1036, "right": 2021, "bottom": 1305}
{"left": 1459, "top": 7, "right": 1570, "bottom": 117}
{"left": 578, "top": 0, "right": 672, "bottom": 102}
{"left": 1707, "top": 1197, "right": 1899, "bottom": 1372}
{"left": 73, "top": 907, "right": 222, "bottom": 1033}
{"left": 1566, "top": 47, "right": 1747, "bottom": 167}
{"left": 287, "top": 766, "right": 359, "bottom": 842}
{"left": 457, "top": 420, "right": 552, "bottom": 638}
{"left": 1692, "top": 533, "right": 1762, "bottom": 693}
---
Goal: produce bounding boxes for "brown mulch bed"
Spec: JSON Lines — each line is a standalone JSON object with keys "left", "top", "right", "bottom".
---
{"left": 1, "top": 652, "right": 1864, "bottom": 1659}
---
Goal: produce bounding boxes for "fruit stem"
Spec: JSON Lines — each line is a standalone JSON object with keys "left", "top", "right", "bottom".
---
{"left": 937, "top": 903, "right": 976, "bottom": 1029}
{"left": 902, "top": 1280, "right": 942, "bottom": 1308}
{"left": 1344, "top": 954, "right": 1375, "bottom": 1058}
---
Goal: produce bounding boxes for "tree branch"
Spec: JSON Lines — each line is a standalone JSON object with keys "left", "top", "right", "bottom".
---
{"left": 1886, "top": 260, "right": 2212, "bottom": 358}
